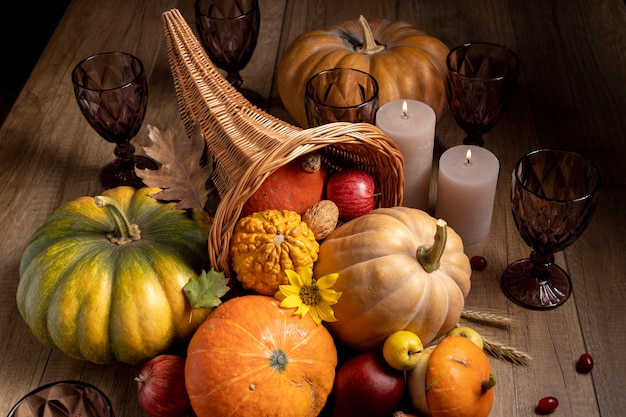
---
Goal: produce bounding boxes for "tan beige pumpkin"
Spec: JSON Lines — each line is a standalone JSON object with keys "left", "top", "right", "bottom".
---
{"left": 278, "top": 15, "right": 450, "bottom": 127}
{"left": 185, "top": 295, "right": 337, "bottom": 417}
{"left": 313, "top": 207, "right": 471, "bottom": 350}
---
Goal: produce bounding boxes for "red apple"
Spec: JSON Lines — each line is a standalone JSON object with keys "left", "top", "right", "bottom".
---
{"left": 135, "top": 354, "right": 190, "bottom": 417}
{"left": 326, "top": 168, "right": 375, "bottom": 220}
{"left": 331, "top": 351, "right": 405, "bottom": 417}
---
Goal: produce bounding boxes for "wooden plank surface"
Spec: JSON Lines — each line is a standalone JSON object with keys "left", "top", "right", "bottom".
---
{"left": 1, "top": 0, "right": 624, "bottom": 416}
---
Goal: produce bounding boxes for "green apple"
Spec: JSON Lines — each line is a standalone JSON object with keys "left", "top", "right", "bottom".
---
{"left": 382, "top": 330, "right": 424, "bottom": 371}
{"left": 447, "top": 326, "right": 484, "bottom": 350}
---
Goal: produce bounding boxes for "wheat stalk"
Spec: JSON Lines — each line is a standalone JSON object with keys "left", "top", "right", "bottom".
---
{"left": 461, "top": 308, "right": 513, "bottom": 329}
{"left": 483, "top": 337, "right": 533, "bottom": 366}
{"left": 458, "top": 308, "right": 532, "bottom": 366}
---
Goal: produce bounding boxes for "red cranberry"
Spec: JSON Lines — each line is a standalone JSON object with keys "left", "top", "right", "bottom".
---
{"left": 576, "top": 353, "right": 594, "bottom": 373}
{"left": 537, "top": 396, "right": 559, "bottom": 414}
{"left": 470, "top": 255, "right": 487, "bottom": 271}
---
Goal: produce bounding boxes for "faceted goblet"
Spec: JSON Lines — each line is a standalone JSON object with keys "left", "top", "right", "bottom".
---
{"left": 72, "top": 52, "right": 158, "bottom": 189}
{"left": 7, "top": 380, "right": 114, "bottom": 417}
{"left": 304, "top": 68, "right": 379, "bottom": 127}
{"left": 446, "top": 42, "right": 519, "bottom": 147}
{"left": 501, "top": 148, "right": 601, "bottom": 309}
{"left": 195, "top": 0, "right": 263, "bottom": 108}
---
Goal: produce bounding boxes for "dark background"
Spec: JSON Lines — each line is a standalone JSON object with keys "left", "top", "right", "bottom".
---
{"left": 1, "top": 1, "right": 71, "bottom": 127}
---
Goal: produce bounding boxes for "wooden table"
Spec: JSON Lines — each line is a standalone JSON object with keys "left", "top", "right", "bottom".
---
{"left": 1, "top": 0, "right": 625, "bottom": 416}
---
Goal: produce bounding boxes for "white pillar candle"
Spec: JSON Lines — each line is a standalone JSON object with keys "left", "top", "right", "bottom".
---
{"left": 376, "top": 99, "right": 436, "bottom": 210}
{"left": 435, "top": 145, "right": 500, "bottom": 245}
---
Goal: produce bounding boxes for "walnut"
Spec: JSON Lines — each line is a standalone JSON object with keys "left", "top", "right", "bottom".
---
{"left": 302, "top": 200, "right": 339, "bottom": 241}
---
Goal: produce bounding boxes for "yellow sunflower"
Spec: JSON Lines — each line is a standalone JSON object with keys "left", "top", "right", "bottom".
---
{"left": 274, "top": 267, "right": 341, "bottom": 325}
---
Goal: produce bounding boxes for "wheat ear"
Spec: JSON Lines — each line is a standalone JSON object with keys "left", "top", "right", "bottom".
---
{"left": 461, "top": 308, "right": 513, "bottom": 329}
{"left": 483, "top": 337, "right": 533, "bottom": 366}
{"left": 457, "top": 308, "right": 532, "bottom": 366}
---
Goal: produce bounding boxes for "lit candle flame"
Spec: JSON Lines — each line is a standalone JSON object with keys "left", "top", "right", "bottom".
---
{"left": 465, "top": 149, "right": 472, "bottom": 166}
{"left": 401, "top": 100, "right": 408, "bottom": 119}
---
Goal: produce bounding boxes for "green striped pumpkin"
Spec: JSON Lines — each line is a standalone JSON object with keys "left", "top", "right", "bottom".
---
{"left": 17, "top": 186, "right": 212, "bottom": 364}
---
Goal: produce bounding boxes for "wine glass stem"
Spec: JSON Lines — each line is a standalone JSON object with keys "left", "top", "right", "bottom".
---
{"left": 529, "top": 250, "right": 555, "bottom": 282}
{"left": 114, "top": 142, "right": 136, "bottom": 165}
{"left": 226, "top": 72, "right": 244, "bottom": 89}
{"left": 463, "top": 133, "right": 485, "bottom": 147}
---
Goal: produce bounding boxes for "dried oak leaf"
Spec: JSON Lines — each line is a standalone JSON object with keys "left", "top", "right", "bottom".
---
{"left": 137, "top": 124, "right": 211, "bottom": 211}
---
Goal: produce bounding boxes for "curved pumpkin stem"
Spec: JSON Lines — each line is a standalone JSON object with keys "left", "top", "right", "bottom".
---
{"left": 301, "top": 152, "right": 322, "bottom": 173}
{"left": 355, "top": 15, "right": 385, "bottom": 54}
{"left": 416, "top": 219, "right": 447, "bottom": 273}
{"left": 482, "top": 373, "right": 497, "bottom": 392}
{"left": 95, "top": 195, "right": 142, "bottom": 245}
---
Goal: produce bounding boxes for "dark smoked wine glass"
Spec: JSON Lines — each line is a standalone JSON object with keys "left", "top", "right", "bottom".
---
{"left": 72, "top": 52, "right": 157, "bottom": 189}
{"left": 446, "top": 42, "right": 519, "bottom": 147}
{"left": 7, "top": 380, "right": 115, "bottom": 417}
{"left": 195, "top": 0, "right": 263, "bottom": 108}
{"left": 304, "top": 68, "right": 379, "bottom": 127}
{"left": 501, "top": 149, "right": 601, "bottom": 309}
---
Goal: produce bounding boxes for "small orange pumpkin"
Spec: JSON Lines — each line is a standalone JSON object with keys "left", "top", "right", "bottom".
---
{"left": 230, "top": 209, "right": 319, "bottom": 296}
{"left": 407, "top": 335, "right": 496, "bottom": 417}
{"left": 241, "top": 153, "right": 328, "bottom": 217}
{"left": 185, "top": 295, "right": 338, "bottom": 417}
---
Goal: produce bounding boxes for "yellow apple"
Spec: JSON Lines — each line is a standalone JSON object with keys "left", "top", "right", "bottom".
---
{"left": 382, "top": 330, "right": 424, "bottom": 371}
{"left": 447, "top": 326, "right": 484, "bottom": 350}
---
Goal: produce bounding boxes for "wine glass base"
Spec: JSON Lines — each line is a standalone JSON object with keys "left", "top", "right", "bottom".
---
{"left": 101, "top": 155, "right": 158, "bottom": 189}
{"left": 501, "top": 259, "right": 572, "bottom": 310}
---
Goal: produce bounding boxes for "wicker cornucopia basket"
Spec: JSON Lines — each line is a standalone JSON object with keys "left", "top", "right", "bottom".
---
{"left": 162, "top": 9, "right": 404, "bottom": 276}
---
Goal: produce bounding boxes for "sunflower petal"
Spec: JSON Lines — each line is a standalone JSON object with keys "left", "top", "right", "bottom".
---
{"left": 279, "top": 295, "right": 303, "bottom": 309}
{"left": 297, "top": 267, "right": 314, "bottom": 285}
{"left": 315, "top": 302, "right": 338, "bottom": 323}
{"left": 285, "top": 269, "right": 305, "bottom": 287}
{"left": 277, "top": 284, "right": 300, "bottom": 298}
{"left": 297, "top": 303, "right": 311, "bottom": 317}
{"left": 316, "top": 273, "right": 339, "bottom": 289}
{"left": 308, "top": 308, "right": 323, "bottom": 325}
{"left": 320, "top": 289, "right": 342, "bottom": 305}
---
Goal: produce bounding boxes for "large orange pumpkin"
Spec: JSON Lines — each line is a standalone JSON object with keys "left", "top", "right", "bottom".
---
{"left": 313, "top": 207, "right": 471, "bottom": 351}
{"left": 185, "top": 295, "right": 337, "bottom": 417}
{"left": 278, "top": 15, "right": 450, "bottom": 127}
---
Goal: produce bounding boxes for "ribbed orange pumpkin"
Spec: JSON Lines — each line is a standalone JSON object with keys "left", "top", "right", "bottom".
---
{"left": 313, "top": 207, "right": 471, "bottom": 351}
{"left": 185, "top": 295, "right": 338, "bottom": 417}
{"left": 278, "top": 15, "right": 449, "bottom": 127}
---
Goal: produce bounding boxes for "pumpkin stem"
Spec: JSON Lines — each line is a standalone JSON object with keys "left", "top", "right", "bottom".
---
{"left": 95, "top": 195, "right": 142, "bottom": 245}
{"left": 355, "top": 15, "right": 385, "bottom": 54}
{"left": 482, "top": 373, "right": 497, "bottom": 392}
{"left": 416, "top": 219, "right": 447, "bottom": 273}
{"left": 301, "top": 152, "right": 322, "bottom": 173}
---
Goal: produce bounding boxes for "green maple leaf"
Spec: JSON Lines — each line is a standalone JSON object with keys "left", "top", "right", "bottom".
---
{"left": 184, "top": 268, "right": 230, "bottom": 309}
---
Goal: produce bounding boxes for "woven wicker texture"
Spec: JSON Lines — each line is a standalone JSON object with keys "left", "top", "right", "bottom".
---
{"left": 162, "top": 9, "right": 405, "bottom": 275}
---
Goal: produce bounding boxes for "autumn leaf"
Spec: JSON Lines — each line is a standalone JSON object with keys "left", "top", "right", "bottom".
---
{"left": 137, "top": 123, "right": 212, "bottom": 211}
{"left": 183, "top": 268, "right": 230, "bottom": 309}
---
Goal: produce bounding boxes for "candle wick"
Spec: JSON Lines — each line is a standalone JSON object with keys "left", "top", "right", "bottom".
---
{"left": 401, "top": 111, "right": 408, "bottom": 119}
{"left": 464, "top": 158, "right": 471, "bottom": 166}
